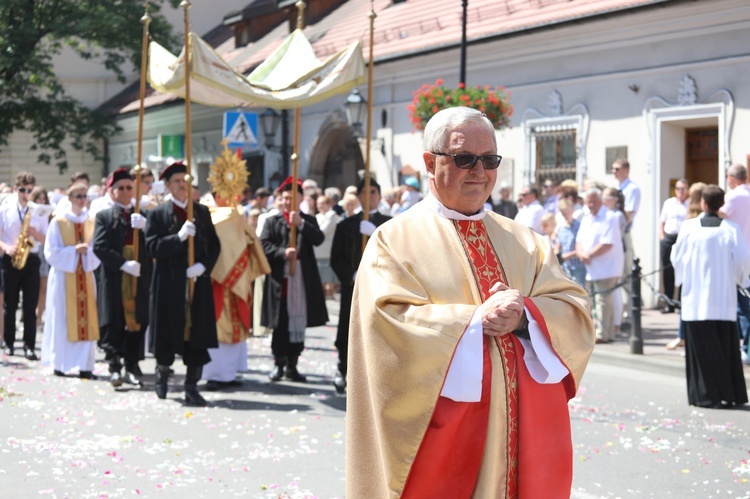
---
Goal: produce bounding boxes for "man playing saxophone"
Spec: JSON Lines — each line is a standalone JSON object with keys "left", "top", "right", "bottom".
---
{"left": 0, "top": 172, "right": 49, "bottom": 360}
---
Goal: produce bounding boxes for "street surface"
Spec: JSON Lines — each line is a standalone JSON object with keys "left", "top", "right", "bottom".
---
{"left": 0, "top": 298, "right": 748, "bottom": 498}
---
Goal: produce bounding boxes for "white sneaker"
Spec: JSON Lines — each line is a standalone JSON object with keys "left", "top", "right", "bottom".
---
{"left": 741, "top": 350, "right": 750, "bottom": 365}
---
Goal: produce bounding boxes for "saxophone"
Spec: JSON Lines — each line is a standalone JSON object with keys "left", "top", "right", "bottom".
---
{"left": 11, "top": 209, "right": 33, "bottom": 270}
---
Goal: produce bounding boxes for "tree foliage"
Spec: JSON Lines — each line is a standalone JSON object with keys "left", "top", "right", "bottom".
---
{"left": 0, "top": 0, "right": 180, "bottom": 172}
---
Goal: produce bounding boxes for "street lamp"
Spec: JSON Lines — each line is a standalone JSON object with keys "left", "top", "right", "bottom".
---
{"left": 259, "top": 108, "right": 280, "bottom": 149}
{"left": 344, "top": 88, "right": 367, "bottom": 137}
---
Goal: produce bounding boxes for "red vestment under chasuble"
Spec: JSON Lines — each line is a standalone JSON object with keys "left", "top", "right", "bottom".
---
{"left": 208, "top": 206, "right": 270, "bottom": 343}
{"left": 346, "top": 195, "right": 595, "bottom": 498}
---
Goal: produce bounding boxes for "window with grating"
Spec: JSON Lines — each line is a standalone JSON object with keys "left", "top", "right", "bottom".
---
{"left": 534, "top": 129, "right": 576, "bottom": 188}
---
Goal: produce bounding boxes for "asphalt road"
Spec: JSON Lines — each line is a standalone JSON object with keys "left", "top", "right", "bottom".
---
{"left": 572, "top": 360, "right": 750, "bottom": 499}
{"left": 1, "top": 300, "right": 748, "bottom": 498}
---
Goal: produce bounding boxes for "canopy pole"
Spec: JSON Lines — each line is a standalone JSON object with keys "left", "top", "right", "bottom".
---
{"left": 132, "top": 2, "right": 151, "bottom": 298}
{"left": 181, "top": 0, "right": 195, "bottom": 302}
{"left": 361, "top": 0, "right": 376, "bottom": 254}
{"left": 289, "top": 0, "right": 307, "bottom": 277}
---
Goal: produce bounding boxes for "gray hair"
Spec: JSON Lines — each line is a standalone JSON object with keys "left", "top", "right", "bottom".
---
{"left": 584, "top": 187, "right": 602, "bottom": 199}
{"left": 727, "top": 164, "right": 747, "bottom": 182}
{"left": 324, "top": 186, "right": 341, "bottom": 202}
{"left": 422, "top": 107, "right": 496, "bottom": 153}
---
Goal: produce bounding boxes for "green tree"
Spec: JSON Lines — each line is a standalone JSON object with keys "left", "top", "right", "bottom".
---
{"left": 0, "top": 0, "right": 180, "bottom": 173}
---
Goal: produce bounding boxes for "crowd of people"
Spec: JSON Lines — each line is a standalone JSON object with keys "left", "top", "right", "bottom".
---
{"left": 0, "top": 105, "right": 746, "bottom": 498}
{"left": 0, "top": 162, "right": 427, "bottom": 404}
{"left": 494, "top": 163, "right": 749, "bottom": 409}
{"left": 0, "top": 122, "right": 746, "bottom": 415}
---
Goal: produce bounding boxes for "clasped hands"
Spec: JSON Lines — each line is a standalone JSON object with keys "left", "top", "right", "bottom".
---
{"left": 478, "top": 282, "right": 525, "bottom": 336}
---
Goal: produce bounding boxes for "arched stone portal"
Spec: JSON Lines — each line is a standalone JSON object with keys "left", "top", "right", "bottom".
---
{"left": 308, "top": 110, "right": 364, "bottom": 191}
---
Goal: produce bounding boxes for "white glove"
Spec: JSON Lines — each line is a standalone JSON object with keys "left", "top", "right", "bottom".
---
{"left": 178, "top": 221, "right": 196, "bottom": 242}
{"left": 130, "top": 213, "right": 147, "bottom": 230}
{"left": 359, "top": 220, "right": 377, "bottom": 236}
{"left": 186, "top": 263, "right": 206, "bottom": 279}
{"left": 120, "top": 260, "right": 141, "bottom": 277}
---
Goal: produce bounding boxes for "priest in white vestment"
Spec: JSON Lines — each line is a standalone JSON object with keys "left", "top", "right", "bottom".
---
{"left": 41, "top": 183, "right": 100, "bottom": 378}
{"left": 347, "top": 107, "right": 595, "bottom": 498}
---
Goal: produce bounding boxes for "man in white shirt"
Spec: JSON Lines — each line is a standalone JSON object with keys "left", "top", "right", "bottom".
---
{"left": 577, "top": 188, "right": 624, "bottom": 343}
{"left": 671, "top": 185, "right": 750, "bottom": 407}
{"left": 659, "top": 178, "right": 689, "bottom": 313}
{"left": 514, "top": 185, "right": 545, "bottom": 234}
{"left": 719, "top": 164, "right": 750, "bottom": 364}
{"left": 612, "top": 159, "right": 640, "bottom": 322}
{"left": 542, "top": 178, "right": 559, "bottom": 214}
{"left": 0, "top": 172, "right": 49, "bottom": 360}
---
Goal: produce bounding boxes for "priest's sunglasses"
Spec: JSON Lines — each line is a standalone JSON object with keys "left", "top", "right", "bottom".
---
{"left": 431, "top": 152, "right": 503, "bottom": 170}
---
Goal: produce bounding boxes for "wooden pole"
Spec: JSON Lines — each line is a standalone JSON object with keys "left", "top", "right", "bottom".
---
{"left": 131, "top": 2, "right": 150, "bottom": 298}
{"left": 361, "top": 0, "right": 376, "bottom": 254}
{"left": 181, "top": 0, "right": 195, "bottom": 301}
{"left": 289, "top": 0, "right": 307, "bottom": 277}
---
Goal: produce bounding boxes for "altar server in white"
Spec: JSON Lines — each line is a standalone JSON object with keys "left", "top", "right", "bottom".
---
{"left": 671, "top": 184, "right": 750, "bottom": 408}
{"left": 41, "top": 183, "right": 101, "bottom": 378}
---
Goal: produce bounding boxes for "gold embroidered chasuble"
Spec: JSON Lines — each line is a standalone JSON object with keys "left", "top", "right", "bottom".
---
{"left": 56, "top": 216, "right": 99, "bottom": 342}
{"left": 346, "top": 201, "right": 594, "bottom": 498}
{"left": 209, "top": 206, "right": 270, "bottom": 343}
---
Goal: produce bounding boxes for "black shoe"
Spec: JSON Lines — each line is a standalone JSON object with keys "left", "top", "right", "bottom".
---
{"left": 284, "top": 366, "right": 307, "bottom": 382}
{"left": 333, "top": 371, "right": 346, "bottom": 394}
{"left": 3, "top": 346, "right": 13, "bottom": 356}
{"left": 268, "top": 365, "right": 284, "bottom": 382}
{"left": 155, "top": 365, "right": 170, "bottom": 399}
{"left": 184, "top": 365, "right": 207, "bottom": 407}
{"left": 110, "top": 371, "right": 123, "bottom": 387}
{"left": 132, "top": 364, "right": 143, "bottom": 376}
{"left": 206, "top": 379, "right": 242, "bottom": 391}
{"left": 24, "top": 347, "right": 38, "bottom": 361}
{"left": 53, "top": 370, "right": 65, "bottom": 377}
{"left": 184, "top": 385, "right": 207, "bottom": 407}
{"left": 661, "top": 306, "right": 675, "bottom": 314}
{"left": 79, "top": 371, "right": 97, "bottom": 380}
{"left": 123, "top": 371, "right": 141, "bottom": 387}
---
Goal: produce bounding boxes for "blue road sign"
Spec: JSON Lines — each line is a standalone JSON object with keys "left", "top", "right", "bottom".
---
{"left": 223, "top": 111, "right": 259, "bottom": 149}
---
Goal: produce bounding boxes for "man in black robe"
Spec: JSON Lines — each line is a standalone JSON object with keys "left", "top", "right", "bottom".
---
{"left": 93, "top": 168, "right": 152, "bottom": 387}
{"left": 671, "top": 185, "right": 750, "bottom": 408}
{"left": 330, "top": 178, "right": 391, "bottom": 393}
{"left": 145, "top": 162, "right": 220, "bottom": 406}
{"left": 260, "top": 176, "right": 328, "bottom": 382}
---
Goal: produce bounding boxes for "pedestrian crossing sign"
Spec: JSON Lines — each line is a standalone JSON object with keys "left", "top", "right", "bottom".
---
{"left": 223, "top": 111, "right": 259, "bottom": 149}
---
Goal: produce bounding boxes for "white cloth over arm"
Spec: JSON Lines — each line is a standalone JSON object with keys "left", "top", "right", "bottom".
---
{"left": 424, "top": 194, "right": 568, "bottom": 403}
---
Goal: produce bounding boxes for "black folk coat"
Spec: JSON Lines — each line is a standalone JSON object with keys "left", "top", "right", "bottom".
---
{"left": 92, "top": 206, "right": 153, "bottom": 330}
{"left": 260, "top": 212, "right": 329, "bottom": 329}
{"left": 330, "top": 211, "right": 391, "bottom": 346}
{"left": 145, "top": 201, "right": 220, "bottom": 356}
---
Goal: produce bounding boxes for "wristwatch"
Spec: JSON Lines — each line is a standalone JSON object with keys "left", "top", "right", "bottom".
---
{"left": 512, "top": 313, "right": 530, "bottom": 341}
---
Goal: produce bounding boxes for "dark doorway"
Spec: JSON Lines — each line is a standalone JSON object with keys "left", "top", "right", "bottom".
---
{"left": 243, "top": 151, "right": 265, "bottom": 192}
{"left": 685, "top": 128, "right": 718, "bottom": 186}
{"left": 322, "top": 131, "right": 362, "bottom": 191}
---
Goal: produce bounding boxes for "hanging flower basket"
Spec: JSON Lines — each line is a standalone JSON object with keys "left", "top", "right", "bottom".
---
{"left": 407, "top": 79, "right": 513, "bottom": 131}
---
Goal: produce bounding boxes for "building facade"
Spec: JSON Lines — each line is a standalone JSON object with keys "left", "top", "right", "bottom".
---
{"left": 108, "top": 0, "right": 750, "bottom": 305}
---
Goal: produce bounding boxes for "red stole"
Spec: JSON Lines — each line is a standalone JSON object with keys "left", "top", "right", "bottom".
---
{"left": 402, "top": 219, "right": 573, "bottom": 498}
{"left": 173, "top": 203, "right": 187, "bottom": 223}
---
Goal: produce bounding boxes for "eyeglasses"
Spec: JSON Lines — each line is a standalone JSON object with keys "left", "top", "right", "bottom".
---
{"left": 432, "top": 152, "right": 502, "bottom": 170}
{"left": 71, "top": 194, "right": 87, "bottom": 200}
{"left": 611, "top": 167, "right": 621, "bottom": 172}
{"left": 675, "top": 187, "right": 687, "bottom": 191}
{"left": 17, "top": 187, "right": 33, "bottom": 194}
{"left": 115, "top": 185, "right": 134, "bottom": 191}
{"left": 519, "top": 192, "right": 530, "bottom": 197}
